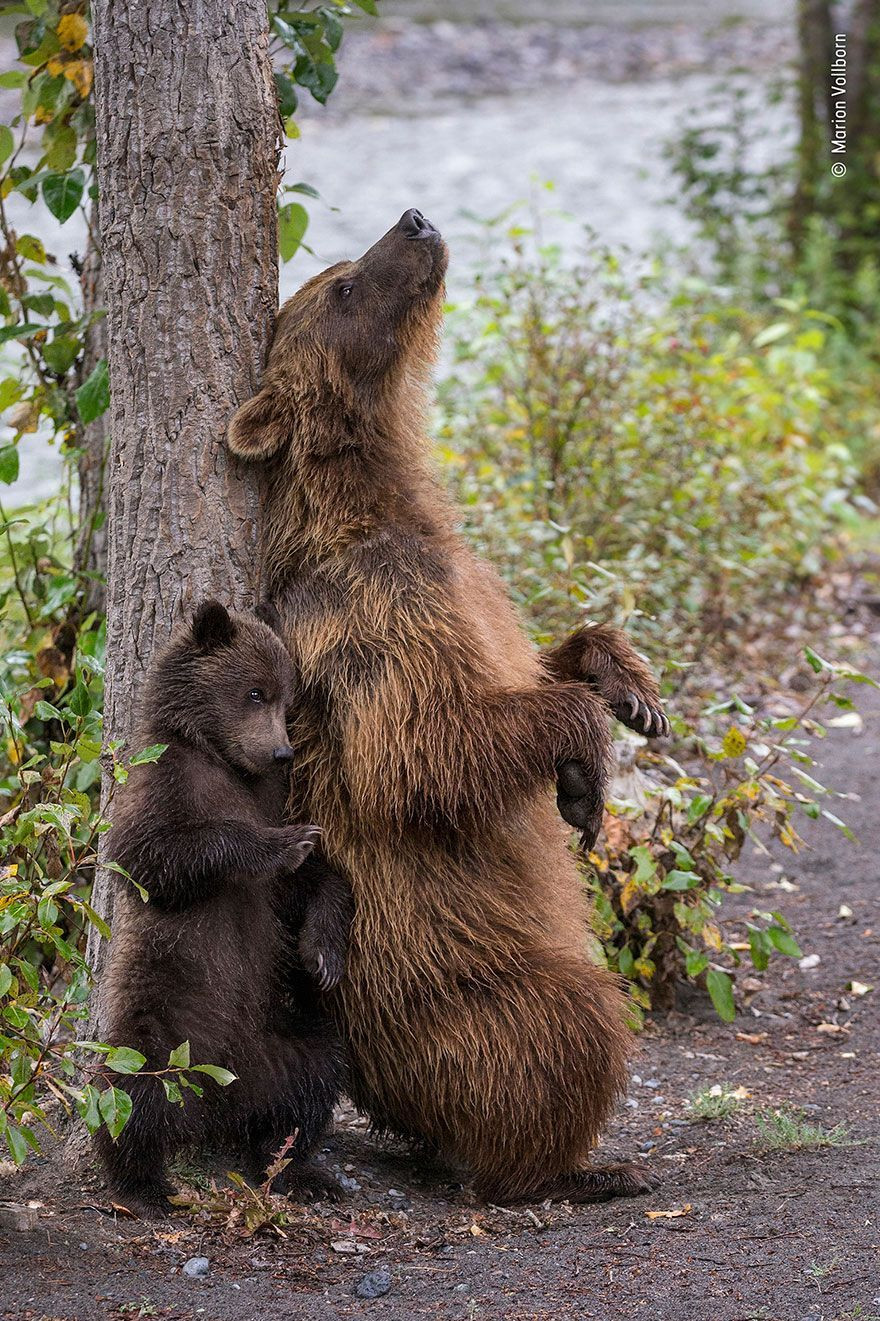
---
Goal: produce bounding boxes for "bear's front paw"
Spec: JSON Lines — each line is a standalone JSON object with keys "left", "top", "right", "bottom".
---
{"left": 613, "top": 691, "right": 670, "bottom": 739}
{"left": 556, "top": 760, "right": 604, "bottom": 852}
{"left": 280, "top": 824, "right": 321, "bottom": 872}
{"left": 298, "top": 933, "right": 345, "bottom": 992}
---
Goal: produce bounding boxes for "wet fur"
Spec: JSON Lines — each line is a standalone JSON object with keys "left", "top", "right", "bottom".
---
{"left": 228, "top": 217, "right": 662, "bottom": 1203}
{"left": 95, "top": 607, "right": 352, "bottom": 1213}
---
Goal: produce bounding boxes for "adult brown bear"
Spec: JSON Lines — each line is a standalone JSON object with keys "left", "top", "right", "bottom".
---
{"left": 228, "top": 210, "right": 667, "bottom": 1203}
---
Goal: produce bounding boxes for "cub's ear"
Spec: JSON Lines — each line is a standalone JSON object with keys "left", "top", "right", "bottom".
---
{"left": 227, "top": 388, "right": 287, "bottom": 461}
{"left": 192, "top": 600, "right": 236, "bottom": 649}
{"left": 254, "top": 599, "right": 283, "bottom": 636}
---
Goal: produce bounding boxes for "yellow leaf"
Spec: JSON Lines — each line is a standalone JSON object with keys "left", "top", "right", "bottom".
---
{"left": 34, "top": 107, "right": 54, "bottom": 125}
{"left": 57, "top": 13, "right": 89, "bottom": 52}
{"left": 1, "top": 864, "right": 19, "bottom": 880}
{"left": 46, "top": 55, "right": 68, "bottom": 77}
{"left": 63, "top": 59, "right": 93, "bottom": 99}
{"left": 721, "top": 726, "right": 747, "bottom": 758}
{"left": 619, "top": 877, "right": 640, "bottom": 916}
{"left": 701, "top": 922, "right": 722, "bottom": 951}
{"left": 646, "top": 1204, "right": 692, "bottom": 1220}
{"left": 6, "top": 738, "right": 21, "bottom": 766}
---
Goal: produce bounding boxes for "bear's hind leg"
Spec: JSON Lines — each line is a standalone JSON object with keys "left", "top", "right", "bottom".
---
{"left": 245, "top": 1029, "right": 345, "bottom": 1199}
{"left": 94, "top": 1074, "right": 186, "bottom": 1217}
{"left": 478, "top": 1161, "right": 660, "bottom": 1206}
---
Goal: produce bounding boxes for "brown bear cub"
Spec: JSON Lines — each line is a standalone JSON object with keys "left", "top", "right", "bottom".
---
{"left": 228, "top": 210, "right": 668, "bottom": 1205}
{"left": 96, "top": 602, "right": 353, "bottom": 1215}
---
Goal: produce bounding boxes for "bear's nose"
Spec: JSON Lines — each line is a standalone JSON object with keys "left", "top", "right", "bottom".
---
{"left": 273, "top": 745, "right": 295, "bottom": 762}
{"left": 398, "top": 208, "right": 439, "bottom": 240}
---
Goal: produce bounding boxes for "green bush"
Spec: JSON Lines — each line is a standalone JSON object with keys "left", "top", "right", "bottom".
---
{"left": 440, "top": 224, "right": 858, "bottom": 665}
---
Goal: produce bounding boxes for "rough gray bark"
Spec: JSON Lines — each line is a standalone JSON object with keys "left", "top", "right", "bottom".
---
{"left": 86, "top": 0, "right": 280, "bottom": 986}
{"left": 73, "top": 205, "right": 109, "bottom": 615}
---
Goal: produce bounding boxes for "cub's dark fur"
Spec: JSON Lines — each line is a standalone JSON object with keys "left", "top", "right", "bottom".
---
{"left": 95, "top": 602, "right": 353, "bottom": 1214}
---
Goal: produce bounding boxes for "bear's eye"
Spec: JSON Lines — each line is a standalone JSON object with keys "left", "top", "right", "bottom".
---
{"left": 249, "top": 688, "right": 265, "bottom": 704}
{"left": 338, "top": 283, "right": 353, "bottom": 300}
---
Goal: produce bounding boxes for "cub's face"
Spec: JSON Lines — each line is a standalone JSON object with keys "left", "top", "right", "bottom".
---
{"left": 227, "top": 209, "right": 448, "bottom": 461}
{"left": 188, "top": 602, "right": 295, "bottom": 776}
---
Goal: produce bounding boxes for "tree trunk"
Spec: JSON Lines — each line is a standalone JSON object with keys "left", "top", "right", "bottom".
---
{"left": 86, "top": 0, "right": 280, "bottom": 988}
{"left": 73, "top": 204, "right": 108, "bottom": 616}
{"left": 790, "top": 0, "right": 833, "bottom": 258}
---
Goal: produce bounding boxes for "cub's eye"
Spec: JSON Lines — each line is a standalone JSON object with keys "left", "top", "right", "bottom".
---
{"left": 338, "top": 283, "right": 353, "bottom": 299}
{"left": 249, "top": 688, "right": 265, "bottom": 704}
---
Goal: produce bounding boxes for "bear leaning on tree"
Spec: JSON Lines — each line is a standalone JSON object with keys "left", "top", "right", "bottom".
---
{"left": 96, "top": 601, "right": 353, "bottom": 1215}
{"left": 228, "top": 210, "right": 668, "bottom": 1204}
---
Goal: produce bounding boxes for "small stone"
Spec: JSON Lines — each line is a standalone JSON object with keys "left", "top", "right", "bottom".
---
{"left": 799, "top": 954, "right": 821, "bottom": 970}
{"left": 387, "top": 1188, "right": 403, "bottom": 1198}
{"left": 0, "top": 1204, "right": 39, "bottom": 1232}
{"left": 356, "top": 1268, "right": 391, "bottom": 1299}
{"left": 79, "top": 1242, "right": 89, "bottom": 1250}
{"left": 182, "top": 1256, "right": 210, "bottom": 1279}
{"left": 336, "top": 1173, "right": 362, "bottom": 1193}
{"left": 453, "top": 1283, "right": 470, "bottom": 1294}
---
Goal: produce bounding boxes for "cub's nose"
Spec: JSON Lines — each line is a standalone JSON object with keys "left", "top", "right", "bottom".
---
{"left": 398, "top": 208, "right": 439, "bottom": 239}
{"left": 272, "top": 745, "right": 295, "bottom": 762}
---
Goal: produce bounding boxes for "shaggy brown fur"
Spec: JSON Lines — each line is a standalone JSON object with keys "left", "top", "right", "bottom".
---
{"left": 228, "top": 210, "right": 666, "bottom": 1203}
{"left": 96, "top": 602, "right": 353, "bottom": 1214}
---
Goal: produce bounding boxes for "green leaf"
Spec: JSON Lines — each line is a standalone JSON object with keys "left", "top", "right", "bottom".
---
{"left": 0, "top": 445, "right": 20, "bottom": 485}
{"left": 105, "top": 1046, "right": 146, "bottom": 1075}
{"left": 617, "top": 945, "right": 634, "bottom": 978}
{"left": 167, "top": 1040, "right": 190, "bottom": 1069}
{"left": 43, "top": 122, "right": 77, "bottom": 172}
{"left": 686, "top": 794, "right": 713, "bottom": 824}
{"left": 351, "top": 0, "right": 377, "bottom": 12}
{"left": 0, "top": 125, "right": 14, "bottom": 167}
{"left": 0, "top": 964, "right": 12, "bottom": 997}
{"left": 748, "top": 927, "right": 771, "bottom": 972}
{"left": 661, "top": 869, "right": 700, "bottom": 891}
{"left": 684, "top": 948, "right": 709, "bottom": 978}
{"left": 80, "top": 901, "right": 111, "bottom": 942}
{"left": 99, "top": 1085, "right": 133, "bottom": 1139}
{"left": 0, "top": 72, "right": 28, "bottom": 89}
{"left": 77, "top": 1083, "right": 102, "bottom": 1134}
{"left": 33, "top": 699, "right": 63, "bottom": 721}
{"left": 803, "top": 646, "right": 828, "bottom": 674}
{"left": 129, "top": 743, "right": 167, "bottom": 766}
{"left": 162, "top": 1078, "right": 183, "bottom": 1104}
{"left": 274, "top": 71, "right": 298, "bottom": 119}
{"left": 42, "top": 168, "right": 85, "bottom": 223}
{"left": 4, "top": 1124, "right": 30, "bottom": 1166}
{"left": 66, "top": 680, "right": 91, "bottom": 717}
{"left": 705, "top": 969, "right": 736, "bottom": 1022}
{"left": 753, "top": 321, "right": 790, "bottom": 348}
{"left": 767, "top": 925, "right": 802, "bottom": 958}
{"left": 190, "top": 1063, "right": 237, "bottom": 1086}
{"left": 42, "top": 333, "right": 80, "bottom": 375}
{"left": 75, "top": 357, "right": 110, "bottom": 424}
{"left": 278, "top": 201, "right": 309, "bottom": 262}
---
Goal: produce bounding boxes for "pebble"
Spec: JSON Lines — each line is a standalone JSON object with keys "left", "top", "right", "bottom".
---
{"left": 182, "top": 1257, "right": 210, "bottom": 1279}
{"left": 799, "top": 953, "right": 821, "bottom": 970}
{"left": 356, "top": 1268, "right": 392, "bottom": 1300}
{"left": 0, "top": 1205, "right": 38, "bottom": 1232}
{"left": 336, "top": 1173, "right": 362, "bottom": 1193}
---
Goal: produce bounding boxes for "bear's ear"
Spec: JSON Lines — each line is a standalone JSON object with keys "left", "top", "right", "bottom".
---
{"left": 192, "top": 600, "right": 236, "bottom": 649}
{"left": 254, "top": 599, "right": 283, "bottom": 636}
{"left": 227, "top": 388, "right": 287, "bottom": 461}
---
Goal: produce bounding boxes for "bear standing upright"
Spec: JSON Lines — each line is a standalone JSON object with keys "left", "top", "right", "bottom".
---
{"left": 96, "top": 602, "right": 353, "bottom": 1214}
{"left": 227, "top": 212, "right": 667, "bottom": 1203}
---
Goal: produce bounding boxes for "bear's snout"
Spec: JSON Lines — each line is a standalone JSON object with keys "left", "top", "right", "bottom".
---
{"left": 272, "top": 744, "right": 295, "bottom": 762}
{"left": 397, "top": 208, "right": 440, "bottom": 241}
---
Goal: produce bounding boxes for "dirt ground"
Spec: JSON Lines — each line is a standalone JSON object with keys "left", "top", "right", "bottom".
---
{"left": 2, "top": 645, "right": 878, "bottom": 1321}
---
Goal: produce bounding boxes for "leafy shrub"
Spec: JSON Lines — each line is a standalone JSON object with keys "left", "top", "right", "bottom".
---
{"left": 440, "top": 222, "right": 858, "bottom": 666}
{"left": 585, "top": 648, "right": 874, "bottom": 1022}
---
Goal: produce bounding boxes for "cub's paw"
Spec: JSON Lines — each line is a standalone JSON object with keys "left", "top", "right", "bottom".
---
{"left": 613, "top": 691, "right": 670, "bottom": 739}
{"left": 556, "top": 760, "right": 604, "bottom": 852}
{"left": 551, "top": 1161, "right": 660, "bottom": 1204}
{"left": 298, "top": 933, "right": 345, "bottom": 992}
{"left": 280, "top": 824, "right": 321, "bottom": 872}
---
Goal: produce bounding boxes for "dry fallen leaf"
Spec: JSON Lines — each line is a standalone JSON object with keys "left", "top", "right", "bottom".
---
{"left": 848, "top": 981, "right": 873, "bottom": 996}
{"left": 645, "top": 1204, "right": 692, "bottom": 1220}
{"left": 736, "top": 1031, "right": 768, "bottom": 1044}
{"left": 816, "top": 1022, "right": 848, "bottom": 1035}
